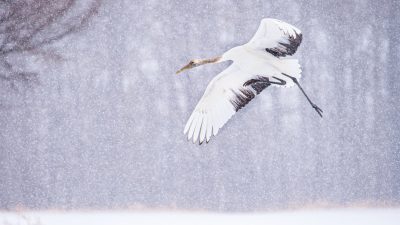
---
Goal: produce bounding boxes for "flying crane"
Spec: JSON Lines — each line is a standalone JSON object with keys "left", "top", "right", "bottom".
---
{"left": 177, "top": 18, "right": 323, "bottom": 144}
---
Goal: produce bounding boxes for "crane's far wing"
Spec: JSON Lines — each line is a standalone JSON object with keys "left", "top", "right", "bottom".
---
{"left": 247, "top": 18, "right": 302, "bottom": 58}
{"left": 184, "top": 64, "right": 271, "bottom": 145}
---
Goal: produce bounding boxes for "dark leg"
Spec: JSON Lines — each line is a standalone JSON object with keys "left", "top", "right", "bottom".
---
{"left": 244, "top": 76, "right": 287, "bottom": 87}
{"left": 270, "top": 76, "right": 287, "bottom": 85}
{"left": 281, "top": 73, "right": 323, "bottom": 118}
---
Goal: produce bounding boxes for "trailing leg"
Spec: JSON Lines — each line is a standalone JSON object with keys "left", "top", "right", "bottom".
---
{"left": 281, "top": 73, "right": 323, "bottom": 117}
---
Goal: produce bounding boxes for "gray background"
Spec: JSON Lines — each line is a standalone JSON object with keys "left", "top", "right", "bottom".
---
{"left": 0, "top": 0, "right": 399, "bottom": 211}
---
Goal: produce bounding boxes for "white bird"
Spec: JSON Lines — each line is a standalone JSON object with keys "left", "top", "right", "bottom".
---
{"left": 177, "top": 18, "right": 323, "bottom": 144}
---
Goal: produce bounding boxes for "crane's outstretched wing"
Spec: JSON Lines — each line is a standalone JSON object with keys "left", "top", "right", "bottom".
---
{"left": 247, "top": 18, "right": 302, "bottom": 58}
{"left": 184, "top": 64, "right": 271, "bottom": 144}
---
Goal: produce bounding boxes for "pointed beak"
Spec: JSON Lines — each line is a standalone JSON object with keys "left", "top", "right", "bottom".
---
{"left": 176, "top": 62, "right": 195, "bottom": 74}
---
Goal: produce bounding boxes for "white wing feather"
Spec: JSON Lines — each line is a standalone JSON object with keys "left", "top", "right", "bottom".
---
{"left": 184, "top": 64, "right": 263, "bottom": 144}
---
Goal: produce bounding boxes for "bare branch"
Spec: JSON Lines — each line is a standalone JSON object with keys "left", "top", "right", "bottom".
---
{"left": 0, "top": 0, "right": 101, "bottom": 87}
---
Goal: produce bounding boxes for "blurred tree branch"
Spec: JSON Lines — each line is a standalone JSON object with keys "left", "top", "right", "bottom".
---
{"left": 0, "top": 0, "right": 101, "bottom": 89}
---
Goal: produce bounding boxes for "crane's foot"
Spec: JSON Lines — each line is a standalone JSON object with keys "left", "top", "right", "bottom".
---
{"left": 281, "top": 73, "right": 299, "bottom": 83}
{"left": 312, "top": 103, "right": 323, "bottom": 118}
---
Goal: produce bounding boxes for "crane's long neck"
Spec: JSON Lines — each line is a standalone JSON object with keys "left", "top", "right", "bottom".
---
{"left": 197, "top": 56, "right": 222, "bottom": 65}
{"left": 190, "top": 56, "right": 223, "bottom": 68}
{"left": 176, "top": 56, "right": 223, "bottom": 74}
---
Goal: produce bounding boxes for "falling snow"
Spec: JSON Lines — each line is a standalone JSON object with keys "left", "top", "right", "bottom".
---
{"left": 0, "top": 0, "right": 399, "bottom": 218}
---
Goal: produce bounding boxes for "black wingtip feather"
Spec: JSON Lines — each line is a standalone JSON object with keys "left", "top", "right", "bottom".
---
{"left": 265, "top": 31, "right": 302, "bottom": 58}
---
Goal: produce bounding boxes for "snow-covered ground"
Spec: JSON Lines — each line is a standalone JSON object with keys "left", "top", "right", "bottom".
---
{"left": 1, "top": 208, "right": 399, "bottom": 225}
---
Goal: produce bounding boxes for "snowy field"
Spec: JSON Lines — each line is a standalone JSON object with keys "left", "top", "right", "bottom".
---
{"left": 1, "top": 208, "right": 400, "bottom": 225}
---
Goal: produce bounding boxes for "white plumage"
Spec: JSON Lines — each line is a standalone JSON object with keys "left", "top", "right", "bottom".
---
{"left": 177, "top": 18, "right": 322, "bottom": 144}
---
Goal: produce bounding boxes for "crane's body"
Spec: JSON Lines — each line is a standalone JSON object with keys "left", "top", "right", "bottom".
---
{"left": 177, "top": 18, "right": 322, "bottom": 144}
{"left": 222, "top": 45, "right": 301, "bottom": 86}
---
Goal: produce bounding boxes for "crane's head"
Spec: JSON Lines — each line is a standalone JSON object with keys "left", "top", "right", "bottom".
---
{"left": 176, "top": 60, "right": 201, "bottom": 74}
